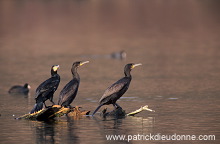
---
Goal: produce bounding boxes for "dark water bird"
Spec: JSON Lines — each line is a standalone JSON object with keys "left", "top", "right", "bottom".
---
{"left": 110, "top": 50, "right": 127, "bottom": 60}
{"left": 92, "top": 63, "right": 142, "bottom": 116}
{"left": 58, "top": 61, "right": 89, "bottom": 107}
{"left": 30, "top": 65, "right": 60, "bottom": 114}
{"left": 80, "top": 50, "right": 126, "bottom": 60}
{"left": 8, "top": 83, "right": 31, "bottom": 95}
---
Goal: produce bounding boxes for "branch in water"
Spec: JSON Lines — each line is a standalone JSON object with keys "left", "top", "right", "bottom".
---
{"left": 126, "top": 105, "right": 155, "bottom": 116}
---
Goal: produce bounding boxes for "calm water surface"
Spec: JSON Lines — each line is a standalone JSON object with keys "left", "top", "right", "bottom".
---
{"left": 0, "top": 1, "right": 220, "bottom": 144}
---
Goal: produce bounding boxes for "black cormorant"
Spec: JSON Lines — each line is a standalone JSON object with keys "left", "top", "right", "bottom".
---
{"left": 30, "top": 65, "right": 60, "bottom": 114}
{"left": 58, "top": 61, "right": 89, "bottom": 107}
{"left": 92, "top": 63, "right": 142, "bottom": 116}
{"left": 8, "top": 83, "right": 31, "bottom": 95}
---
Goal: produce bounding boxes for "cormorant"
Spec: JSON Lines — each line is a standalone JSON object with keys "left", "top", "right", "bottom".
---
{"left": 92, "top": 63, "right": 142, "bottom": 116}
{"left": 58, "top": 61, "right": 89, "bottom": 107}
{"left": 30, "top": 65, "right": 60, "bottom": 114}
{"left": 8, "top": 83, "right": 31, "bottom": 95}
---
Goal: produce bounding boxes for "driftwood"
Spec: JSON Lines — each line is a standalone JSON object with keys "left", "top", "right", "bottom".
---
{"left": 16, "top": 105, "right": 154, "bottom": 121}
{"left": 16, "top": 105, "right": 70, "bottom": 121}
{"left": 67, "top": 106, "right": 90, "bottom": 117}
{"left": 127, "top": 105, "right": 155, "bottom": 116}
{"left": 100, "top": 105, "right": 155, "bottom": 117}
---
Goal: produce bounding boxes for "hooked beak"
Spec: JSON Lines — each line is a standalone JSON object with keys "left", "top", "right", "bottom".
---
{"left": 80, "top": 61, "right": 89, "bottom": 66}
{"left": 132, "top": 63, "right": 142, "bottom": 69}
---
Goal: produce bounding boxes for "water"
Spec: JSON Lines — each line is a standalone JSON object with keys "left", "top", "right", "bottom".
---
{"left": 0, "top": 1, "right": 220, "bottom": 144}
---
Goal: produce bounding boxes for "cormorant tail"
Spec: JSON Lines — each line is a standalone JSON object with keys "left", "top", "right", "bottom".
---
{"left": 92, "top": 104, "right": 103, "bottom": 116}
{"left": 30, "top": 102, "right": 43, "bottom": 114}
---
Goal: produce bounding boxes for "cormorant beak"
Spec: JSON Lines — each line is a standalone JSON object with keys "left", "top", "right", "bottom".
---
{"left": 80, "top": 61, "right": 89, "bottom": 66}
{"left": 28, "top": 85, "right": 31, "bottom": 89}
{"left": 132, "top": 63, "right": 142, "bottom": 69}
{"left": 53, "top": 65, "right": 60, "bottom": 71}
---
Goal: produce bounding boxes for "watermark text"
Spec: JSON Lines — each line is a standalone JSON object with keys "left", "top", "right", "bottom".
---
{"left": 106, "top": 133, "right": 215, "bottom": 142}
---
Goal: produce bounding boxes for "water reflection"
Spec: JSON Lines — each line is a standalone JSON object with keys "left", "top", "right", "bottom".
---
{"left": 28, "top": 115, "right": 155, "bottom": 144}
{"left": 66, "top": 117, "right": 80, "bottom": 143}
{"left": 34, "top": 121, "right": 56, "bottom": 144}
{"left": 93, "top": 116, "right": 155, "bottom": 138}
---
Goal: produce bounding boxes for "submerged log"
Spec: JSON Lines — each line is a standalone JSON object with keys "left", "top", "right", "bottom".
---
{"left": 17, "top": 105, "right": 72, "bottom": 121}
{"left": 100, "top": 105, "right": 155, "bottom": 117}
{"left": 16, "top": 105, "right": 154, "bottom": 121}
{"left": 101, "top": 107, "right": 126, "bottom": 118}
{"left": 67, "top": 106, "right": 90, "bottom": 117}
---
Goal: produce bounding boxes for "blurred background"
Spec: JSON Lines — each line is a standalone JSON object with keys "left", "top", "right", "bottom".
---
{"left": 0, "top": 0, "right": 220, "bottom": 144}
{"left": 0, "top": 0, "right": 219, "bottom": 93}
{"left": 0, "top": 0, "right": 219, "bottom": 61}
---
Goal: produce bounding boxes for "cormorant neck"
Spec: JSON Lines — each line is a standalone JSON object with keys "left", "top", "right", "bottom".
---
{"left": 71, "top": 67, "right": 80, "bottom": 79}
{"left": 124, "top": 70, "right": 131, "bottom": 77}
{"left": 51, "top": 70, "right": 57, "bottom": 77}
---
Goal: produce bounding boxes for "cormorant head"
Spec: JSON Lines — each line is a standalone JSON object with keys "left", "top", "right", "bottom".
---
{"left": 51, "top": 65, "right": 60, "bottom": 75}
{"left": 71, "top": 61, "right": 89, "bottom": 77}
{"left": 72, "top": 61, "right": 90, "bottom": 69}
{"left": 124, "top": 63, "right": 142, "bottom": 76}
{"left": 24, "top": 83, "right": 31, "bottom": 89}
{"left": 52, "top": 65, "right": 60, "bottom": 72}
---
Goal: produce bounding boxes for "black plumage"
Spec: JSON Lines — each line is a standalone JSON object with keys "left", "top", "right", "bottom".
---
{"left": 8, "top": 83, "right": 31, "bottom": 95}
{"left": 30, "top": 65, "right": 60, "bottom": 114}
{"left": 92, "top": 63, "right": 142, "bottom": 116}
{"left": 58, "top": 61, "right": 89, "bottom": 107}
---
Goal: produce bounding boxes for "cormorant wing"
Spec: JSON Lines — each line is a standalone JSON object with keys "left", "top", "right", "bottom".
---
{"left": 58, "top": 79, "right": 79, "bottom": 105}
{"left": 35, "top": 75, "right": 60, "bottom": 98}
{"left": 100, "top": 77, "right": 131, "bottom": 102}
